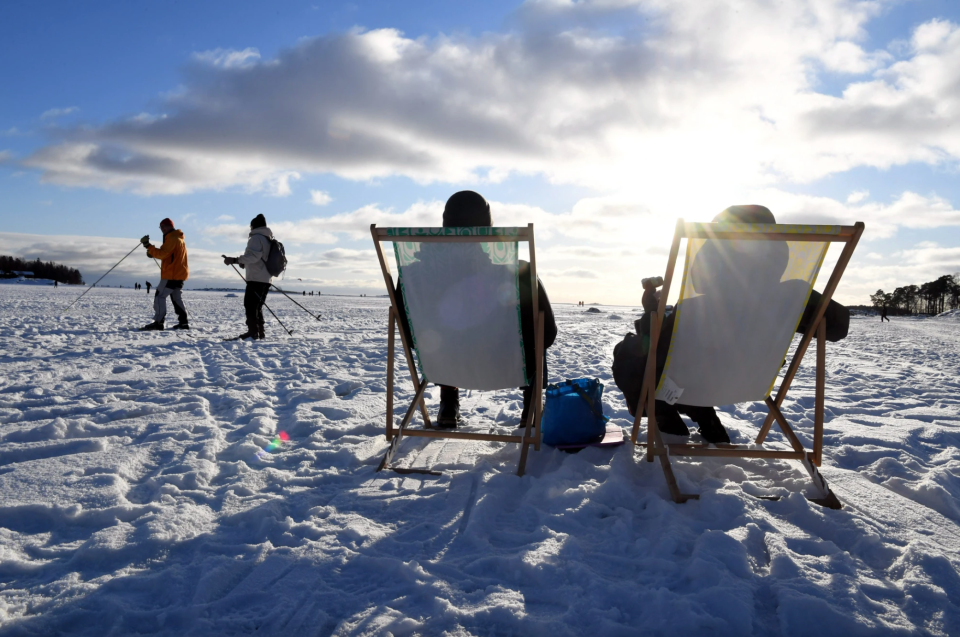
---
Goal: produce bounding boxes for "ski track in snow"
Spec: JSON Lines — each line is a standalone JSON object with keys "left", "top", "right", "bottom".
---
{"left": 1, "top": 286, "right": 959, "bottom": 636}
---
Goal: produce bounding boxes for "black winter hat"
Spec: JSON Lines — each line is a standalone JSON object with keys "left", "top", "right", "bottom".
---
{"left": 713, "top": 205, "right": 776, "bottom": 224}
{"left": 442, "top": 191, "right": 492, "bottom": 227}
{"left": 692, "top": 204, "right": 786, "bottom": 294}
{"left": 250, "top": 214, "right": 267, "bottom": 229}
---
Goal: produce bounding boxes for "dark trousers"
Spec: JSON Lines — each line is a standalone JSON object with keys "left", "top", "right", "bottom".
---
{"left": 244, "top": 281, "right": 270, "bottom": 337}
{"left": 651, "top": 401, "right": 722, "bottom": 434}
{"left": 440, "top": 352, "right": 548, "bottom": 411}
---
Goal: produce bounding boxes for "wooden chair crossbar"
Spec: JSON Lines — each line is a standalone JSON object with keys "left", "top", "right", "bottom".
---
{"left": 371, "top": 224, "right": 545, "bottom": 476}
{"left": 630, "top": 220, "right": 865, "bottom": 507}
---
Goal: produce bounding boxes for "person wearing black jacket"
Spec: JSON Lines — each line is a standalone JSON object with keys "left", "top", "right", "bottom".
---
{"left": 395, "top": 191, "right": 558, "bottom": 428}
{"left": 613, "top": 205, "right": 851, "bottom": 443}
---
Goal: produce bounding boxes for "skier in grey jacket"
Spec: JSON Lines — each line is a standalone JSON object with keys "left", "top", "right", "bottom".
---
{"left": 223, "top": 214, "right": 274, "bottom": 340}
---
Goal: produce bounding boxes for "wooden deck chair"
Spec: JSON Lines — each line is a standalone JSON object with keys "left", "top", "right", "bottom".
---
{"left": 630, "top": 219, "right": 864, "bottom": 508}
{"left": 370, "top": 224, "right": 546, "bottom": 476}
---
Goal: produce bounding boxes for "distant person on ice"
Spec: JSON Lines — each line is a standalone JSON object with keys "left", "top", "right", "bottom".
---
{"left": 222, "top": 214, "right": 274, "bottom": 340}
{"left": 394, "top": 191, "right": 558, "bottom": 428}
{"left": 145, "top": 281, "right": 152, "bottom": 294}
{"left": 139, "top": 218, "right": 190, "bottom": 331}
{"left": 881, "top": 304, "right": 889, "bottom": 322}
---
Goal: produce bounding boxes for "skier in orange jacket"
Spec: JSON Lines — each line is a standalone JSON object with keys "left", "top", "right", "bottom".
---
{"left": 139, "top": 218, "right": 190, "bottom": 331}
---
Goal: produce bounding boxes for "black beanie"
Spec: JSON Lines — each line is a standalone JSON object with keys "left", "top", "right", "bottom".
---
{"left": 442, "top": 191, "right": 492, "bottom": 228}
{"left": 714, "top": 205, "right": 776, "bottom": 224}
{"left": 251, "top": 214, "right": 267, "bottom": 229}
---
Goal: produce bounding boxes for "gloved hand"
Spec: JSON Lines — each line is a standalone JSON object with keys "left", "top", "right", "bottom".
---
{"left": 141, "top": 235, "right": 150, "bottom": 248}
{"left": 223, "top": 256, "right": 239, "bottom": 265}
{"left": 641, "top": 276, "right": 663, "bottom": 291}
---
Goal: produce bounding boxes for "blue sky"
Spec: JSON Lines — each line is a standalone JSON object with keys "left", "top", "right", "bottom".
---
{"left": 2, "top": 0, "right": 960, "bottom": 304}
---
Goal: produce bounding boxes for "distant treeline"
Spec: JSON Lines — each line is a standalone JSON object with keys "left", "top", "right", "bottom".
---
{"left": 871, "top": 273, "right": 960, "bottom": 316}
{"left": 0, "top": 255, "right": 84, "bottom": 285}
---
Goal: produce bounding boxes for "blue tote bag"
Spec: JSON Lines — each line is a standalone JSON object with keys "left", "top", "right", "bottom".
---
{"left": 541, "top": 378, "right": 609, "bottom": 446}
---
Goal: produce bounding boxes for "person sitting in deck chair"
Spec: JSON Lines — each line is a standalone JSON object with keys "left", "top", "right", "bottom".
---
{"left": 613, "top": 204, "right": 850, "bottom": 443}
{"left": 395, "top": 191, "right": 558, "bottom": 428}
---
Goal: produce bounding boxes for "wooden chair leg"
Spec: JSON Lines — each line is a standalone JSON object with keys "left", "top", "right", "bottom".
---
{"left": 647, "top": 403, "right": 699, "bottom": 503}
{"left": 814, "top": 318, "right": 825, "bottom": 466}
{"left": 532, "top": 385, "right": 543, "bottom": 453}
{"left": 386, "top": 308, "right": 395, "bottom": 441}
{"left": 517, "top": 311, "right": 545, "bottom": 476}
{"left": 801, "top": 453, "right": 842, "bottom": 509}
{"left": 629, "top": 407, "right": 643, "bottom": 446}
{"left": 631, "top": 377, "right": 649, "bottom": 444}
{"left": 646, "top": 379, "right": 657, "bottom": 464}
{"left": 765, "top": 398, "right": 805, "bottom": 454}
{"left": 642, "top": 309, "right": 660, "bottom": 464}
{"left": 377, "top": 378, "right": 429, "bottom": 472}
{"left": 768, "top": 395, "right": 840, "bottom": 509}
{"left": 534, "top": 311, "right": 545, "bottom": 453}
{"left": 517, "top": 441, "right": 530, "bottom": 477}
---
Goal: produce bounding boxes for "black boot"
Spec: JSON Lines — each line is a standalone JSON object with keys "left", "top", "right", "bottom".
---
{"left": 695, "top": 412, "right": 730, "bottom": 444}
{"left": 436, "top": 385, "right": 461, "bottom": 429}
{"left": 654, "top": 401, "right": 689, "bottom": 437}
{"left": 519, "top": 385, "right": 533, "bottom": 427}
{"left": 139, "top": 321, "right": 163, "bottom": 331}
{"left": 171, "top": 323, "right": 190, "bottom": 330}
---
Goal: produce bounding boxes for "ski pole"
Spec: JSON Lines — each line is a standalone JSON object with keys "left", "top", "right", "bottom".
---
{"left": 269, "top": 283, "right": 322, "bottom": 321}
{"left": 228, "top": 264, "right": 293, "bottom": 336}
{"left": 61, "top": 242, "right": 143, "bottom": 314}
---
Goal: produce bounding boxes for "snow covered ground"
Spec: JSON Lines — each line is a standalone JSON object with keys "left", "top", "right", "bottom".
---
{"left": 1, "top": 285, "right": 959, "bottom": 636}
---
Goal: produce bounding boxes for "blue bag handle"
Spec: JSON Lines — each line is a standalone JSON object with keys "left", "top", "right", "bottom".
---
{"left": 572, "top": 383, "right": 610, "bottom": 423}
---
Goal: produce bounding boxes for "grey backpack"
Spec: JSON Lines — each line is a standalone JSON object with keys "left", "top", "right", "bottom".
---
{"left": 263, "top": 237, "right": 287, "bottom": 277}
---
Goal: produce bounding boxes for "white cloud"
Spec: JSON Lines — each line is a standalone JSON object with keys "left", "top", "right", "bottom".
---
{"left": 738, "top": 189, "right": 960, "bottom": 240}
{"left": 820, "top": 41, "right": 890, "bottom": 74}
{"left": 309, "top": 189, "right": 332, "bottom": 206}
{"left": 25, "top": 142, "right": 304, "bottom": 196}
{"left": 847, "top": 190, "right": 869, "bottom": 203}
{"left": 127, "top": 113, "right": 167, "bottom": 124}
{"left": 912, "top": 18, "right": 954, "bottom": 52}
{"left": 897, "top": 244, "right": 960, "bottom": 266}
{"left": 205, "top": 223, "right": 254, "bottom": 243}
{"left": 216, "top": 214, "right": 235, "bottom": 221}
{"left": 849, "top": 244, "right": 960, "bottom": 296}
{"left": 18, "top": 3, "right": 960, "bottom": 253}
{"left": 0, "top": 232, "right": 236, "bottom": 286}
{"left": 316, "top": 248, "right": 374, "bottom": 262}
{"left": 23, "top": 1, "right": 939, "bottom": 205}
{"left": 550, "top": 268, "right": 600, "bottom": 279}
{"left": 191, "top": 47, "right": 261, "bottom": 69}
{"left": 267, "top": 171, "right": 299, "bottom": 197}
{"left": 40, "top": 107, "right": 78, "bottom": 120}
{"left": 299, "top": 248, "right": 378, "bottom": 269}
